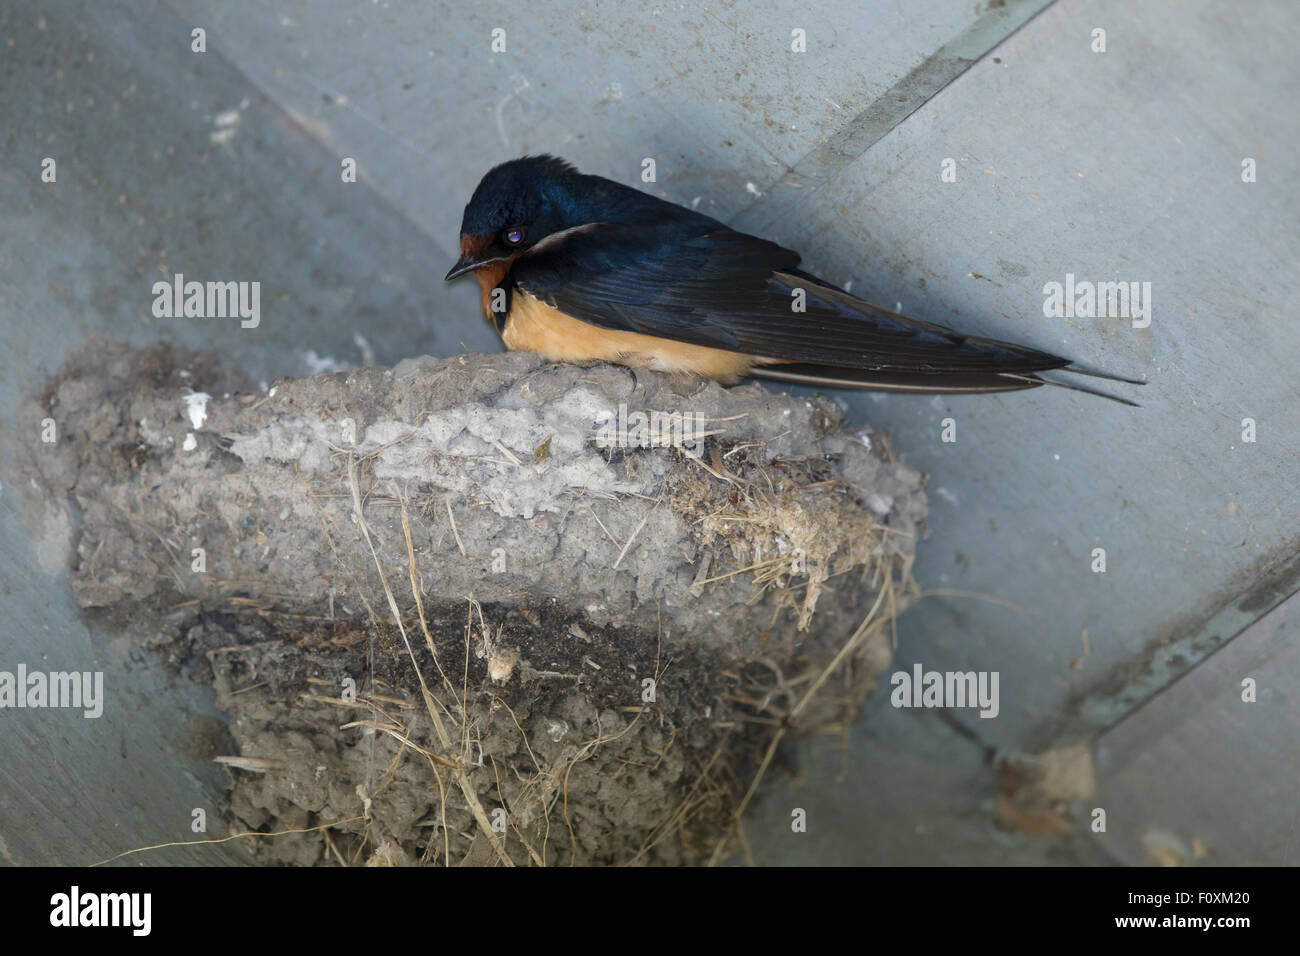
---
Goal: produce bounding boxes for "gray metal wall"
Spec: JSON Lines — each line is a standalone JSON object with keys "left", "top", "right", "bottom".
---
{"left": 0, "top": 0, "right": 1295, "bottom": 865}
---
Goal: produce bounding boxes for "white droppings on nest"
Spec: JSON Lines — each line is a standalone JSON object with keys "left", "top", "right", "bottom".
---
{"left": 865, "top": 492, "right": 893, "bottom": 516}
{"left": 300, "top": 349, "right": 347, "bottom": 375}
{"left": 182, "top": 391, "right": 210, "bottom": 430}
{"left": 182, "top": 432, "right": 197, "bottom": 452}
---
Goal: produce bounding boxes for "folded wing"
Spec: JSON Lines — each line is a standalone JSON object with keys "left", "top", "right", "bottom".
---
{"left": 512, "top": 220, "right": 1071, "bottom": 378}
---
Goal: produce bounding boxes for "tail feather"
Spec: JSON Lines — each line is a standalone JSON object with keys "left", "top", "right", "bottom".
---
{"left": 1049, "top": 363, "right": 1148, "bottom": 386}
{"left": 752, "top": 362, "right": 1143, "bottom": 406}
{"left": 1001, "top": 371, "right": 1142, "bottom": 406}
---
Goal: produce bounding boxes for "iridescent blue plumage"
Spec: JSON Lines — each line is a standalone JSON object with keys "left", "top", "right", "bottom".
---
{"left": 447, "top": 155, "right": 1144, "bottom": 403}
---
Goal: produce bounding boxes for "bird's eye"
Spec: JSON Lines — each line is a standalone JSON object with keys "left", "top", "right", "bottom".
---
{"left": 503, "top": 226, "right": 526, "bottom": 246}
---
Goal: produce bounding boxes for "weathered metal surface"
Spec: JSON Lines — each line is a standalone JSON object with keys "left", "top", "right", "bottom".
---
{"left": 1, "top": 0, "right": 1294, "bottom": 864}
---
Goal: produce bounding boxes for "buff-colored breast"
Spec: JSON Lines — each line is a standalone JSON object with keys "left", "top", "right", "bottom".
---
{"left": 499, "top": 291, "right": 762, "bottom": 381}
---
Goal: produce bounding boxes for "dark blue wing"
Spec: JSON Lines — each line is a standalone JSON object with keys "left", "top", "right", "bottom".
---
{"left": 511, "top": 221, "right": 1069, "bottom": 375}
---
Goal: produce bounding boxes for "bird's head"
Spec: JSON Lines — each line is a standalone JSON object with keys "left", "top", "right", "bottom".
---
{"left": 445, "top": 155, "right": 587, "bottom": 281}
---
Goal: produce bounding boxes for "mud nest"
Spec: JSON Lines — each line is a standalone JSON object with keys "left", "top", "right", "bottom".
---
{"left": 15, "top": 339, "right": 928, "bottom": 865}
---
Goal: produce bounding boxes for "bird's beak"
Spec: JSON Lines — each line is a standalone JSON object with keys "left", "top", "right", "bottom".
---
{"left": 445, "top": 253, "right": 498, "bottom": 281}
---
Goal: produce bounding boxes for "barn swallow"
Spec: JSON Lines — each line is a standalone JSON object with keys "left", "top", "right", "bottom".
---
{"left": 445, "top": 156, "right": 1143, "bottom": 404}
